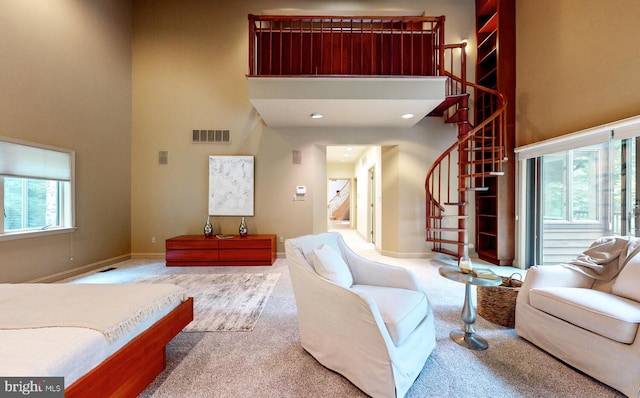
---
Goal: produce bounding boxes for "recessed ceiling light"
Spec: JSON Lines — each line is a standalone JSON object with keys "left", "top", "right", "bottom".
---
{"left": 401, "top": 113, "right": 415, "bottom": 119}
{"left": 310, "top": 112, "right": 324, "bottom": 119}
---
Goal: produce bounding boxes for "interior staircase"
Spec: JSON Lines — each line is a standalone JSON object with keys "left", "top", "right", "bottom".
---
{"left": 246, "top": 13, "right": 510, "bottom": 262}
{"left": 425, "top": 43, "right": 508, "bottom": 260}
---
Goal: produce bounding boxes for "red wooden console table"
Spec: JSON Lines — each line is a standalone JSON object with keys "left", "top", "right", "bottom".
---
{"left": 165, "top": 235, "right": 276, "bottom": 266}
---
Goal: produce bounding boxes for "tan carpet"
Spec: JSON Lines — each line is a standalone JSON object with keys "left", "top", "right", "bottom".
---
{"left": 135, "top": 273, "right": 280, "bottom": 332}
{"left": 67, "top": 248, "right": 624, "bottom": 396}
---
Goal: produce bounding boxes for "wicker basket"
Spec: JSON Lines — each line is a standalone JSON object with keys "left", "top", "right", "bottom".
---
{"left": 477, "top": 273, "right": 523, "bottom": 328}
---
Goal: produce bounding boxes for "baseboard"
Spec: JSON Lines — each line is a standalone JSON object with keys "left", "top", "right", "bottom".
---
{"left": 130, "top": 252, "right": 165, "bottom": 260}
{"left": 34, "top": 251, "right": 285, "bottom": 283}
{"left": 28, "top": 254, "right": 131, "bottom": 283}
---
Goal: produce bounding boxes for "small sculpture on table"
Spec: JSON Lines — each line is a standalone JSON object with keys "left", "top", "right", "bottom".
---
{"left": 204, "top": 216, "right": 213, "bottom": 238}
{"left": 239, "top": 216, "right": 248, "bottom": 238}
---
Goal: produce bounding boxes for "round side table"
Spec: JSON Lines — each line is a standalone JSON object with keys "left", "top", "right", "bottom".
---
{"left": 438, "top": 265, "right": 502, "bottom": 350}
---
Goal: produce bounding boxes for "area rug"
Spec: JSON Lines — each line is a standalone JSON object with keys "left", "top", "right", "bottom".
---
{"left": 135, "top": 273, "right": 280, "bottom": 332}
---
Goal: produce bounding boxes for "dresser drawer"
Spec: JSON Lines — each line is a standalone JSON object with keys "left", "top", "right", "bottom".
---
{"left": 219, "top": 249, "right": 272, "bottom": 262}
{"left": 166, "top": 236, "right": 219, "bottom": 250}
{"left": 166, "top": 249, "right": 219, "bottom": 262}
{"left": 219, "top": 239, "right": 272, "bottom": 250}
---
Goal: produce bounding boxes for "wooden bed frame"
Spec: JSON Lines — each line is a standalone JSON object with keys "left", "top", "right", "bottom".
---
{"left": 65, "top": 297, "right": 194, "bottom": 398}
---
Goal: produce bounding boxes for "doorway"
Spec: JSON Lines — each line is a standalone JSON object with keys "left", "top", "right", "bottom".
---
{"left": 328, "top": 179, "right": 351, "bottom": 229}
{"left": 325, "top": 145, "right": 375, "bottom": 239}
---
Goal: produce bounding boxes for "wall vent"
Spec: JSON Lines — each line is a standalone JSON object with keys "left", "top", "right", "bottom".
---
{"left": 192, "top": 129, "right": 231, "bottom": 144}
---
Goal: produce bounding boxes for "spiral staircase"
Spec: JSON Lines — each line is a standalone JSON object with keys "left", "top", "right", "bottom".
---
{"left": 425, "top": 43, "right": 508, "bottom": 260}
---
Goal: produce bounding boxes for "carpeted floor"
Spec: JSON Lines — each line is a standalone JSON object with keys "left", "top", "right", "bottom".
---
{"left": 70, "top": 231, "right": 626, "bottom": 397}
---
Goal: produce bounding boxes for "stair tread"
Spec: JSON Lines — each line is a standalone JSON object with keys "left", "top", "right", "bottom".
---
{"left": 426, "top": 237, "right": 466, "bottom": 246}
{"left": 461, "top": 146, "right": 503, "bottom": 152}
{"left": 460, "top": 172, "right": 504, "bottom": 178}
{"left": 427, "top": 93, "right": 470, "bottom": 117}
{"left": 427, "top": 215, "right": 468, "bottom": 219}
{"left": 461, "top": 186, "right": 490, "bottom": 192}
{"left": 426, "top": 227, "right": 466, "bottom": 232}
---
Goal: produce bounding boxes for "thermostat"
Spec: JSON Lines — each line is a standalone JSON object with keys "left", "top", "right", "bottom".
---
{"left": 296, "top": 186, "right": 307, "bottom": 195}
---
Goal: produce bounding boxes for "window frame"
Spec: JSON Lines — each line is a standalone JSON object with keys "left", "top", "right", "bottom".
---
{"left": 542, "top": 147, "right": 603, "bottom": 225}
{"left": 0, "top": 136, "right": 76, "bottom": 241}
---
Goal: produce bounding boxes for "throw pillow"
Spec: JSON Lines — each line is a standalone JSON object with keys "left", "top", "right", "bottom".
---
{"left": 310, "top": 244, "right": 353, "bottom": 287}
{"left": 612, "top": 256, "right": 640, "bottom": 302}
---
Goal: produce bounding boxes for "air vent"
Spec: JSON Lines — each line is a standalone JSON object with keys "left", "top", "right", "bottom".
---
{"left": 192, "top": 129, "right": 231, "bottom": 144}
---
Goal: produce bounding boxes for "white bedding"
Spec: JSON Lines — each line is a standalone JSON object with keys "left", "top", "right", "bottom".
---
{"left": 0, "top": 283, "right": 187, "bottom": 387}
{"left": 0, "top": 283, "right": 186, "bottom": 342}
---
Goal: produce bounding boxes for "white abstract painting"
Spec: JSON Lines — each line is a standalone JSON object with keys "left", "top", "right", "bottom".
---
{"left": 208, "top": 156, "right": 254, "bottom": 216}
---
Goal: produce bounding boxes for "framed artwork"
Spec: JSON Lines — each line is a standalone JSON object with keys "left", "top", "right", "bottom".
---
{"left": 208, "top": 155, "right": 254, "bottom": 216}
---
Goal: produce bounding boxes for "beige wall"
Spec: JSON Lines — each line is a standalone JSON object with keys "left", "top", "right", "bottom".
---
{"left": 3, "top": 1, "right": 634, "bottom": 280}
{"left": 516, "top": 0, "right": 640, "bottom": 146}
{"left": 131, "top": 0, "right": 473, "bottom": 257}
{"left": 381, "top": 146, "right": 400, "bottom": 254}
{"left": 0, "top": 1, "right": 132, "bottom": 282}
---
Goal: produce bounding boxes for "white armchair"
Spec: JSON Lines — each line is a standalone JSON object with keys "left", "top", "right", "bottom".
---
{"left": 516, "top": 237, "right": 640, "bottom": 397}
{"left": 285, "top": 232, "right": 436, "bottom": 398}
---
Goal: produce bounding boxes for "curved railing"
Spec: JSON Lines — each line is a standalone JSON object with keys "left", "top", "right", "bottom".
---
{"left": 425, "top": 75, "right": 507, "bottom": 257}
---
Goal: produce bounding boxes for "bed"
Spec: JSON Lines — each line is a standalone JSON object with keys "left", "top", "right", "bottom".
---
{"left": 0, "top": 283, "right": 194, "bottom": 398}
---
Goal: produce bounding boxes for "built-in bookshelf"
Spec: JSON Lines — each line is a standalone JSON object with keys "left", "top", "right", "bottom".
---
{"left": 474, "top": 0, "right": 516, "bottom": 265}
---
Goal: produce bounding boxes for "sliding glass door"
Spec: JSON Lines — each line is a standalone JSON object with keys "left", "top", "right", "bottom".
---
{"left": 525, "top": 137, "right": 638, "bottom": 265}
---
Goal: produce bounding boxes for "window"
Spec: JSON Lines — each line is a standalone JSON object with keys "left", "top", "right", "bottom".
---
{"left": 0, "top": 137, "right": 75, "bottom": 240}
{"left": 533, "top": 144, "right": 609, "bottom": 265}
{"left": 516, "top": 115, "right": 640, "bottom": 267}
{"left": 542, "top": 148, "right": 601, "bottom": 223}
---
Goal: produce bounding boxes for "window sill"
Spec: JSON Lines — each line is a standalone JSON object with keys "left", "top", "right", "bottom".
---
{"left": 0, "top": 227, "right": 77, "bottom": 242}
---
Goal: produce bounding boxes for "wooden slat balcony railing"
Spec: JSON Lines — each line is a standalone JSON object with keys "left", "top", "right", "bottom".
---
{"left": 248, "top": 14, "right": 446, "bottom": 77}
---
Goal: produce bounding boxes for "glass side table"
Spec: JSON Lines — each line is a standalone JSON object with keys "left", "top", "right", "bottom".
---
{"left": 438, "top": 265, "right": 502, "bottom": 350}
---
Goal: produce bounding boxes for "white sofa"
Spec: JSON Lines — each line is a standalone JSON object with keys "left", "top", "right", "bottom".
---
{"left": 285, "top": 232, "right": 436, "bottom": 398}
{"left": 516, "top": 237, "right": 640, "bottom": 397}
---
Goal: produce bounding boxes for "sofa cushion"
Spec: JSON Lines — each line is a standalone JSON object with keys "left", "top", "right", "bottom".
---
{"left": 351, "top": 284, "right": 428, "bottom": 346}
{"left": 529, "top": 287, "right": 640, "bottom": 344}
{"left": 611, "top": 257, "right": 640, "bottom": 302}
{"left": 310, "top": 244, "right": 353, "bottom": 287}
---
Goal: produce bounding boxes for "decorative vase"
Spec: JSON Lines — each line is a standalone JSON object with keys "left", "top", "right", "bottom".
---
{"left": 204, "top": 216, "right": 213, "bottom": 238}
{"left": 239, "top": 216, "right": 248, "bottom": 238}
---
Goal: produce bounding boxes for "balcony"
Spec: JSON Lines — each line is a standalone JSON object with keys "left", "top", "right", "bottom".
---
{"left": 247, "top": 14, "right": 451, "bottom": 128}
